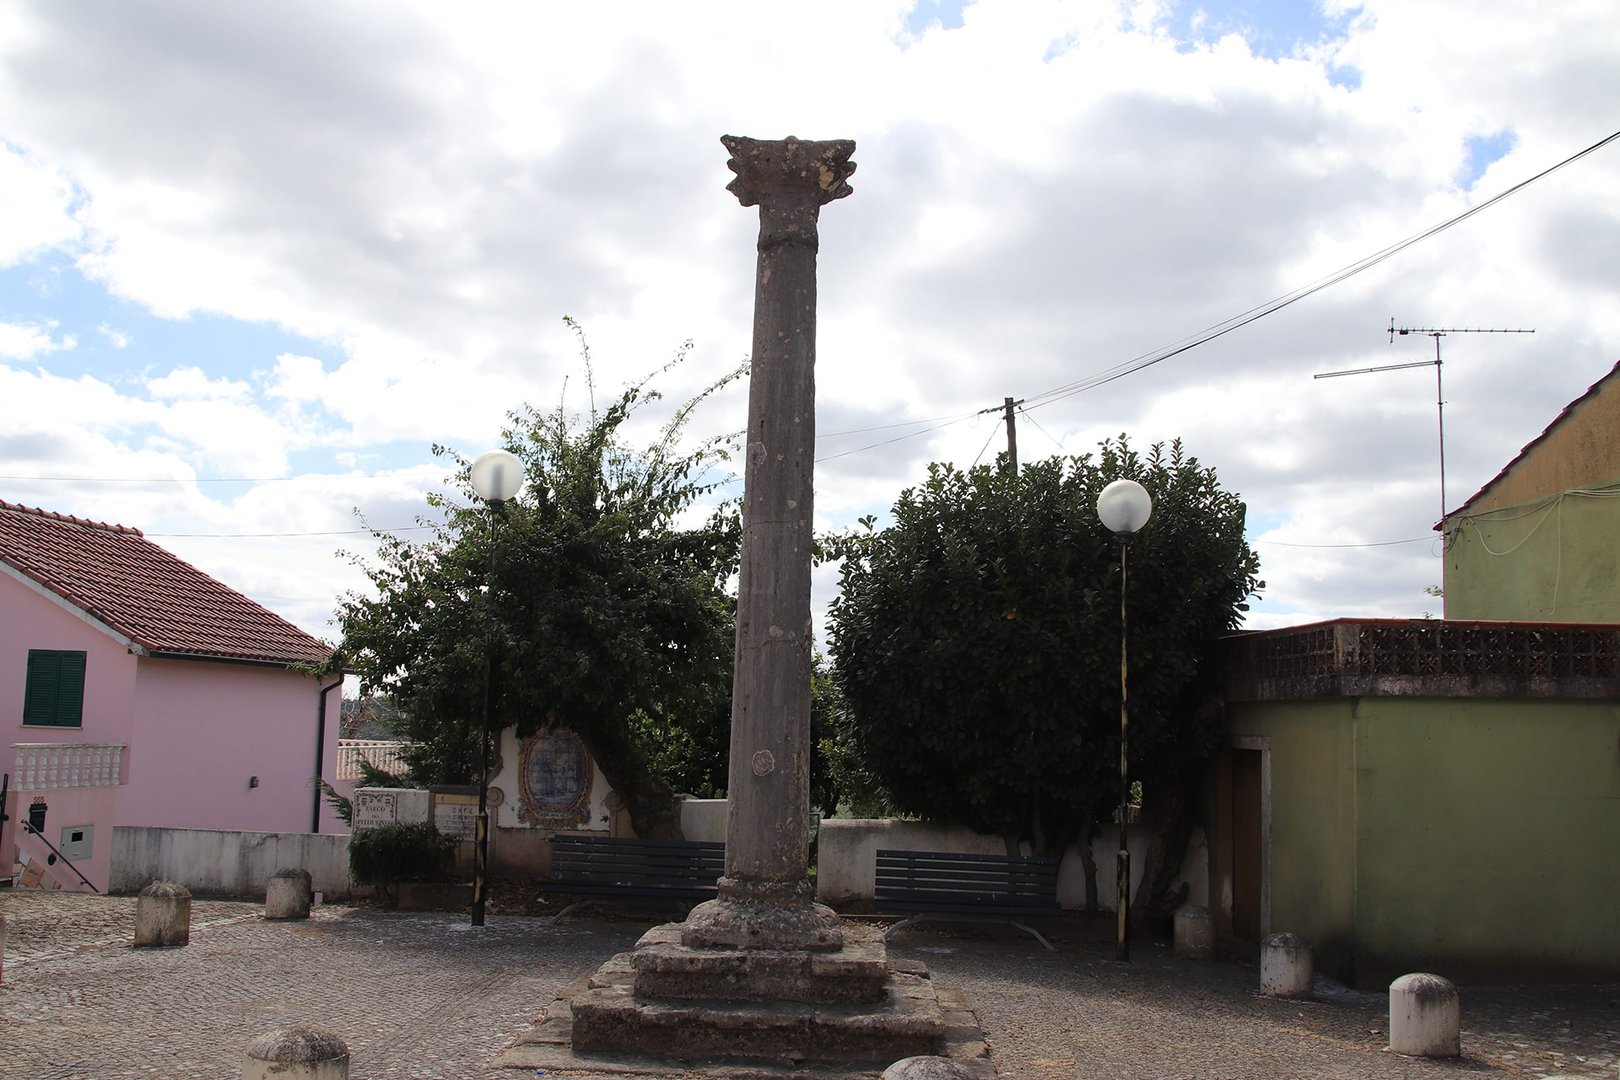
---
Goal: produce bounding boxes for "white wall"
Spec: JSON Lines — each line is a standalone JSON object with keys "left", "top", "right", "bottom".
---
{"left": 111, "top": 826, "right": 363, "bottom": 899}
{"left": 489, "top": 727, "right": 618, "bottom": 832}
{"left": 679, "top": 798, "right": 728, "bottom": 842}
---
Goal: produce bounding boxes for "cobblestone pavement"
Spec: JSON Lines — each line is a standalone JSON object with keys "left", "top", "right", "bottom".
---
{"left": 1, "top": 890, "right": 643, "bottom": 1079}
{"left": 907, "top": 929, "right": 1620, "bottom": 1079}
{"left": 3, "top": 890, "right": 1618, "bottom": 1079}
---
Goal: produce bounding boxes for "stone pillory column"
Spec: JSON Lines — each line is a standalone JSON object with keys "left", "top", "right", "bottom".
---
{"left": 683, "top": 135, "right": 856, "bottom": 953}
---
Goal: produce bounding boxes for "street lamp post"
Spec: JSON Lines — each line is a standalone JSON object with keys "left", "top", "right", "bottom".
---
{"left": 1096, "top": 477, "right": 1152, "bottom": 962}
{"left": 468, "top": 448, "right": 523, "bottom": 927}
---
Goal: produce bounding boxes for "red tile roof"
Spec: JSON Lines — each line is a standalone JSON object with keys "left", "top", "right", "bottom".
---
{"left": 0, "top": 501, "right": 332, "bottom": 667}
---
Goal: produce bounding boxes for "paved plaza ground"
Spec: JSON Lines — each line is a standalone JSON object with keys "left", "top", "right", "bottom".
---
{"left": 1, "top": 889, "right": 1616, "bottom": 1078}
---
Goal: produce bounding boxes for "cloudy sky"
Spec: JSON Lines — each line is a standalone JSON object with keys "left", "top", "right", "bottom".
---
{"left": 2, "top": 0, "right": 1617, "bottom": 647}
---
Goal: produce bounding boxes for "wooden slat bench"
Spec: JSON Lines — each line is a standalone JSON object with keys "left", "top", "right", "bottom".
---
{"left": 874, "top": 848, "right": 1063, "bottom": 950}
{"left": 545, "top": 834, "right": 724, "bottom": 918}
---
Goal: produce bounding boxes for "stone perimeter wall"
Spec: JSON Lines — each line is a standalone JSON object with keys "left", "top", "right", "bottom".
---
{"left": 105, "top": 807, "right": 1209, "bottom": 912}
{"left": 110, "top": 825, "right": 364, "bottom": 899}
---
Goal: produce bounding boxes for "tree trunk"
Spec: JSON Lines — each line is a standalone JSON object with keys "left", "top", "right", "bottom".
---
{"left": 1076, "top": 813, "right": 1100, "bottom": 915}
{"left": 1130, "top": 768, "right": 1197, "bottom": 932}
{"left": 574, "top": 723, "right": 682, "bottom": 840}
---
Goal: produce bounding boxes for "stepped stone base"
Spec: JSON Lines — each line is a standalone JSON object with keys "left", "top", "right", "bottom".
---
{"left": 631, "top": 923, "right": 889, "bottom": 1004}
{"left": 490, "top": 921, "right": 992, "bottom": 1078}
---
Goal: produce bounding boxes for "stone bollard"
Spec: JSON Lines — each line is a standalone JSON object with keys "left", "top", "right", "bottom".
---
{"left": 243, "top": 1024, "right": 350, "bottom": 1080}
{"left": 1389, "top": 973, "right": 1460, "bottom": 1057}
{"left": 266, "top": 868, "right": 314, "bottom": 920}
{"left": 134, "top": 881, "right": 192, "bottom": 947}
{"left": 1260, "top": 932, "right": 1314, "bottom": 999}
{"left": 882, "top": 1057, "right": 976, "bottom": 1080}
{"left": 1173, "top": 905, "right": 1214, "bottom": 959}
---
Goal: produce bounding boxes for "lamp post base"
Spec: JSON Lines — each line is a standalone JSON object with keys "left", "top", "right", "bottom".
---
{"left": 1116, "top": 847, "right": 1130, "bottom": 962}
{"left": 470, "top": 807, "right": 489, "bottom": 927}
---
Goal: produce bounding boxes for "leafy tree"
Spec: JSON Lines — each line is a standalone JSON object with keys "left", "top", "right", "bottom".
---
{"left": 827, "top": 437, "right": 1261, "bottom": 916}
{"left": 630, "top": 685, "right": 731, "bottom": 801}
{"left": 810, "top": 651, "right": 895, "bottom": 819}
{"left": 335, "top": 347, "right": 742, "bottom": 839}
{"left": 340, "top": 693, "right": 406, "bottom": 740}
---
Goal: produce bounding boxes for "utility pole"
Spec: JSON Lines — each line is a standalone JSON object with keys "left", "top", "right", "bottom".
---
{"left": 1002, "top": 396, "right": 1019, "bottom": 476}
{"left": 978, "top": 396, "right": 1025, "bottom": 476}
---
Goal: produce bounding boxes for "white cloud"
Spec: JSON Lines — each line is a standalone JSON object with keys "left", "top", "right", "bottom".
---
{"left": 146, "top": 366, "right": 251, "bottom": 402}
{"left": 0, "top": 0, "right": 1615, "bottom": 639}
{"left": 0, "top": 319, "right": 74, "bottom": 359}
{"left": 0, "top": 144, "right": 82, "bottom": 266}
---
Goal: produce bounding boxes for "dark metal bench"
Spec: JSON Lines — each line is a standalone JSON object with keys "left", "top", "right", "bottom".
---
{"left": 874, "top": 848, "right": 1062, "bottom": 950}
{"left": 545, "top": 834, "right": 724, "bottom": 918}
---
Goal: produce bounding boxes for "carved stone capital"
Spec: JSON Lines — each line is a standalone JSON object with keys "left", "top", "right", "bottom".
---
{"left": 721, "top": 135, "right": 856, "bottom": 210}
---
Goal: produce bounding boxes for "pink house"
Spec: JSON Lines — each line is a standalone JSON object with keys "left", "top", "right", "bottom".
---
{"left": 1, "top": 501, "right": 343, "bottom": 893}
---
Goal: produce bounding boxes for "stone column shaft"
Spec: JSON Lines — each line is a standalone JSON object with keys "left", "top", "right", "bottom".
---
{"left": 682, "top": 135, "right": 854, "bottom": 951}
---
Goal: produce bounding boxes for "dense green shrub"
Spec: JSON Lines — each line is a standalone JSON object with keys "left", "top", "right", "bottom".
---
{"left": 348, "top": 821, "right": 456, "bottom": 905}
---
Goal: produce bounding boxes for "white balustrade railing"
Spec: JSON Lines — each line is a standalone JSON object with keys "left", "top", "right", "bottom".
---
{"left": 337, "top": 739, "right": 414, "bottom": 780}
{"left": 11, "top": 742, "right": 125, "bottom": 789}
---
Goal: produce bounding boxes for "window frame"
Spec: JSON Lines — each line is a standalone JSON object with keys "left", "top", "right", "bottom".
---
{"left": 23, "top": 649, "right": 87, "bottom": 728}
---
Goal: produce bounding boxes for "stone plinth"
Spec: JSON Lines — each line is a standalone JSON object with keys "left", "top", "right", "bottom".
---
{"left": 541, "top": 922, "right": 963, "bottom": 1070}
{"left": 495, "top": 962, "right": 993, "bottom": 1078}
{"left": 570, "top": 967, "right": 941, "bottom": 1065}
{"left": 632, "top": 923, "right": 888, "bottom": 1004}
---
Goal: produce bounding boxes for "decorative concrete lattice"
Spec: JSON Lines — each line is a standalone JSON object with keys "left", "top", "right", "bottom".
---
{"left": 1227, "top": 618, "right": 1620, "bottom": 700}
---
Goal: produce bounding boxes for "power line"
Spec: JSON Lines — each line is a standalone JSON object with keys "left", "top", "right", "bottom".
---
{"left": 8, "top": 130, "right": 1615, "bottom": 504}
{"left": 1017, "top": 127, "right": 1617, "bottom": 412}
{"left": 813, "top": 414, "right": 975, "bottom": 463}
{"left": 1255, "top": 536, "right": 1429, "bottom": 549}
{"left": 1017, "top": 407, "right": 1066, "bottom": 454}
{"left": 817, "top": 411, "right": 979, "bottom": 439}
{"left": 0, "top": 472, "right": 423, "bottom": 485}
{"left": 144, "top": 525, "right": 437, "bottom": 539}
{"left": 967, "top": 417, "right": 1001, "bottom": 469}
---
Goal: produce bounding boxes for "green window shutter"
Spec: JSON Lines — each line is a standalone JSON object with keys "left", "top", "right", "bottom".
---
{"left": 23, "top": 650, "right": 86, "bottom": 727}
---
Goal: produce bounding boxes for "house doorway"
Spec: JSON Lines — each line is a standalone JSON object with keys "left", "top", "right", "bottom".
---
{"left": 1230, "top": 744, "right": 1266, "bottom": 941}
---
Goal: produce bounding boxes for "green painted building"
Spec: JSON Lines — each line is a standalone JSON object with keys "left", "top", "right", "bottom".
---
{"left": 1211, "top": 619, "right": 1620, "bottom": 987}
{"left": 1444, "top": 359, "right": 1620, "bottom": 621}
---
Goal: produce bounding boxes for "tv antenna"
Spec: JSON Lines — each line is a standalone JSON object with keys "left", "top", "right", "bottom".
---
{"left": 1314, "top": 319, "right": 1534, "bottom": 523}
